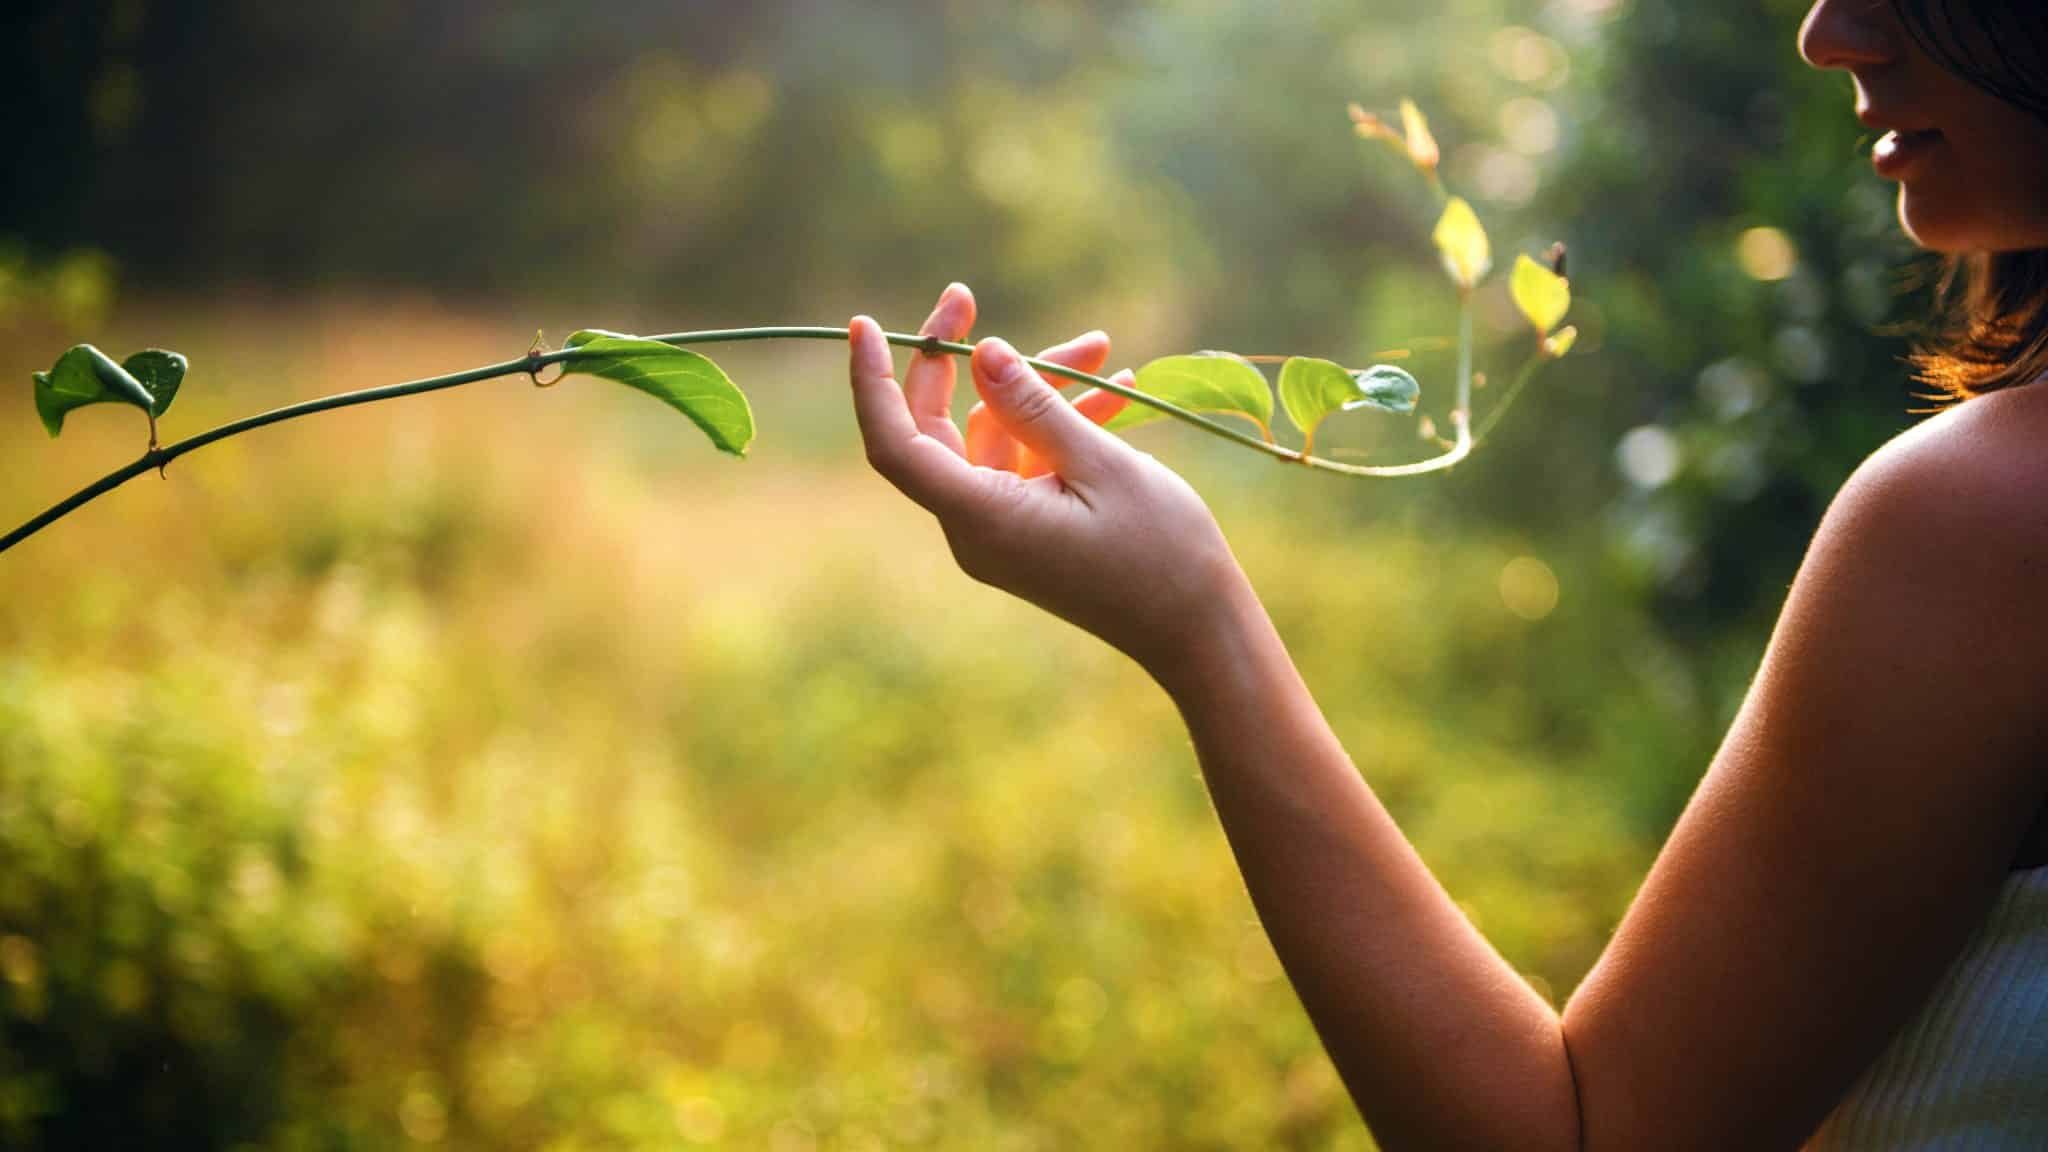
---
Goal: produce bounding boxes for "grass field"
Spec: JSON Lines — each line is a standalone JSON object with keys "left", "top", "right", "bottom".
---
{"left": 0, "top": 299, "right": 1672, "bottom": 1149}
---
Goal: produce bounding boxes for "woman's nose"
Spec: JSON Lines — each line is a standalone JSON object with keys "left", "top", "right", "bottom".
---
{"left": 1799, "top": 0, "right": 1899, "bottom": 70}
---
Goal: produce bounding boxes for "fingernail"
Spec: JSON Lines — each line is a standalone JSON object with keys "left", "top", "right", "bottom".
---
{"left": 980, "top": 338, "right": 1021, "bottom": 380}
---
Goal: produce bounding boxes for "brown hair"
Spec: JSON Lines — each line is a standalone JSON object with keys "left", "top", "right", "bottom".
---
{"left": 1912, "top": 253, "right": 2048, "bottom": 399}
{"left": 1890, "top": 1, "right": 2048, "bottom": 399}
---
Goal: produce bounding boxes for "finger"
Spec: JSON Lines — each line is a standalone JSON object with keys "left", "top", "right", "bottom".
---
{"left": 971, "top": 338, "right": 1126, "bottom": 488}
{"left": 967, "top": 334, "right": 1110, "bottom": 473}
{"left": 1020, "top": 371, "right": 1135, "bottom": 479}
{"left": 1033, "top": 330, "right": 1111, "bottom": 385}
{"left": 964, "top": 401, "right": 1018, "bottom": 471}
{"left": 903, "top": 283, "right": 975, "bottom": 456}
{"left": 849, "top": 316, "right": 984, "bottom": 516}
{"left": 1073, "top": 369, "right": 1136, "bottom": 426}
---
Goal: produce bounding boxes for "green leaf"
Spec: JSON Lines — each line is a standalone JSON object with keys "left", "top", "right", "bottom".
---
{"left": 1102, "top": 352, "right": 1273, "bottom": 437}
{"left": 1432, "top": 196, "right": 1491, "bottom": 291}
{"left": 563, "top": 330, "right": 754, "bottom": 457}
{"left": 1510, "top": 253, "right": 1571, "bottom": 335}
{"left": 31, "top": 344, "right": 157, "bottom": 438}
{"left": 124, "top": 350, "right": 188, "bottom": 418}
{"left": 1276, "top": 358, "right": 1353, "bottom": 441}
{"left": 1279, "top": 358, "right": 1419, "bottom": 453}
{"left": 1345, "top": 364, "right": 1421, "bottom": 415}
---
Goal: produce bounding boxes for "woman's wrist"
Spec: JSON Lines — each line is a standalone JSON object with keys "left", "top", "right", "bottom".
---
{"left": 1142, "top": 560, "right": 1281, "bottom": 713}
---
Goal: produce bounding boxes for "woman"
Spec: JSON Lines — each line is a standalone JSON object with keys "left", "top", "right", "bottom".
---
{"left": 846, "top": 1, "right": 2048, "bottom": 1146}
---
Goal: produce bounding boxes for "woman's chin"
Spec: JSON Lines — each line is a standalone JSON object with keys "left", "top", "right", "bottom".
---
{"left": 1896, "top": 189, "right": 1979, "bottom": 254}
{"left": 1898, "top": 186, "right": 2048, "bottom": 254}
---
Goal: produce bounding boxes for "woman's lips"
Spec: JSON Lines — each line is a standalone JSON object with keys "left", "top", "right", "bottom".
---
{"left": 1872, "top": 128, "right": 1943, "bottom": 179}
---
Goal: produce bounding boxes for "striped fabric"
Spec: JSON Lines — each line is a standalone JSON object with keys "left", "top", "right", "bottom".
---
{"left": 1808, "top": 865, "right": 2048, "bottom": 1148}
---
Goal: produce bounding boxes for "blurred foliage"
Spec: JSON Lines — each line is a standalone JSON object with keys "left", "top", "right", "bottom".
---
{"left": 0, "top": 0, "right": 1950, "bottom": 1145}
{"left": 1, "top": 302, "right": 1657, "bottom": 1149}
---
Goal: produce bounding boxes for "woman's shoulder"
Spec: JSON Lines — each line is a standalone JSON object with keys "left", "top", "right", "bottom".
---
{"left": 1831, "top": 383, "right": 2048, "bottom": 570}
{"left": 1790, "top": 384, "right": 2048, "bottom": 853}
{"left": 1788, "top": 385, "right": 2048, "bottom": 714}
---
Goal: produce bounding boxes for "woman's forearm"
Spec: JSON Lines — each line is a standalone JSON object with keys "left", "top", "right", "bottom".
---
{"left": 842, "top": 299, "right": 1586, "bottom": 1145}
{"left": 1156, "top": 573, "right": 1582, "bottom": 1152}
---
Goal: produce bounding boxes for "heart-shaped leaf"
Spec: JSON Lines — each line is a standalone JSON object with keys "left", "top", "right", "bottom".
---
{"left": 1432, "top": 196, "right": 1491, "bottom": 291}
{"left": 124, "top": 349, "right": 188, "bottom": 418}
{"left": 1275, "top": 357, "right": 1345, "bottom": 437}
{"left": 563, "top": 330, "right": 754, "bottom": 457}
{"left": 1102, "top": 352, "right": 1273, "bottom": 438}
{"left": 1510, "top": 253, "right": 1571, "bottom": 335}
{"left": 32, "top": 344, "right": 157, "bottom": 438}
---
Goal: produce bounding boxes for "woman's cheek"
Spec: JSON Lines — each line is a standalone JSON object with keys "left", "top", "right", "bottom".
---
{"left": 1920, "top": 84, "right": 2048, "bottom": 250}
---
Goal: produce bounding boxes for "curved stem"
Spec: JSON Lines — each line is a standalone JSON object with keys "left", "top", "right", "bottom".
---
{"left": 1304, "top": 299, "right": 1474, "bottom": 478}
{"left": 3, "top": 320, "right": 1481, "bottom": 556}
{"left": 1473, "top": 348, "right": 1545, "bottom": 446}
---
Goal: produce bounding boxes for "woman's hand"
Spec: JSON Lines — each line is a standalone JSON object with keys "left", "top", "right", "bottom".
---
{"left": 848, "top": 283, "right": 1251, "bottom": 680}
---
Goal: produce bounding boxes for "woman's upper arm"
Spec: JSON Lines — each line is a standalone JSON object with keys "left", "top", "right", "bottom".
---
{"left": 1561, "top": 405, "right": 2048, "bottom": 1150}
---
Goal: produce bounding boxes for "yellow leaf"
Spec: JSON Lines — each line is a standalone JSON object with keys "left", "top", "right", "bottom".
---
{"left": 1399, "top": 99, "right": 1440, "bottom": 172}
{"left": 1432, "top": 196, "right": 1491, "bottom": 290}
{"left": 1543, "top": 325, "right": 1580, "bottom": 359}
{"left": 1510, "top": 253, "right": 1571, "bottom": 334}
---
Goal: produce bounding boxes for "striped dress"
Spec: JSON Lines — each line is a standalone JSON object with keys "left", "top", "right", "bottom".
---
{"left": 1807, "top": 864, "right": 2048, "bottom": 1148}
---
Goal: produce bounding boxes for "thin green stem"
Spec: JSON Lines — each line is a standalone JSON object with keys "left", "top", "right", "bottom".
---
{"left": 3, "top": 321, "right": 1483, "bottom": 556}
{"left": 2, "top": 355, "right": 537, "bottom": 554}
{"left": 644, "top": 327, "right": 1287, "bottom": 459}
{"left": 1473, "top": 348, "right": 1547, "bottom": 446}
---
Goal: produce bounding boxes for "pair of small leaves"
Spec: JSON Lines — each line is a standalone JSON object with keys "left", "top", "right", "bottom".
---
{"left": 1355, "top": 101, "right": 1488, "bottom": 294}
{"left": 1378, "top": 103, "right": 1569, "bottom": 353}
{"left": 1350, "top": 98, "right": 1440, "bottom": 176}
{"left": 1434, "top": 203, "right": 1579, "bottom": 358}
{"left": 1101, "top": 352, "right": 1417, "bottom": 453}
{"left": 562, "top": 330, "right": 755, "bottom": 457}
{"left": 1507, "top": 254, "right": 1579, "bottom": 358}
{"left": 33, "top": 345, "right": 186, "bottom": 438}
{"left": 1280, "top": 359, "right": 1420, "bottom": 454}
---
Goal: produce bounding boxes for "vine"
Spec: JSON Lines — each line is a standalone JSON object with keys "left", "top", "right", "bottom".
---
{"left": 5, "top": 102, "right": 1576, "bottom": 556}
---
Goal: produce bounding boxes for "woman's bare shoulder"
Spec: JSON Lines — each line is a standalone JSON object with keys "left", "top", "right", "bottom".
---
{"left": 1829, "top": 384, "right": 2048, "bottom": 571}
{"left": 1778, "top": 384, "right": 2048, "bottom": 742}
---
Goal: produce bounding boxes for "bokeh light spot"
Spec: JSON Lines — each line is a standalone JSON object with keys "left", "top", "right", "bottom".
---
{"left": 675, "top": 1096, "right": 728, "bottom": 1144}
{"left": 1489, "top": 26, "right": 1571, "bottom": 89}
{"left": 1617, "top": 424, "right": 1682, "bottom": 489}
{"left": 1737, "top": 227, "right": 1799, "bottom": 281}
{"left": 1499, "top": 556, "right": 1560, "bottom": 622}
{"left": 1499, "top": 97, "right": 1561, "bottom": 155}
{"left": 398, "top": 1086, "right": 448, "bottom": 1144}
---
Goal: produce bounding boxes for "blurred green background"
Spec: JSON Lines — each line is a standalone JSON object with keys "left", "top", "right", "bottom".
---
{"left": 1, "top": 0, "right": 1930, "bottom": 1147}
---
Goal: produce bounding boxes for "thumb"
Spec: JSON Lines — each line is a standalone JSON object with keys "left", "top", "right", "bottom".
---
{"left": 971, "top": 338, "right": 1124, "bottom": 485}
